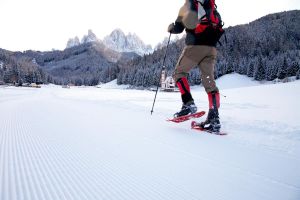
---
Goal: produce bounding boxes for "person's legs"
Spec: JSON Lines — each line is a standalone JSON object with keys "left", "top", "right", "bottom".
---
{"left": 173, "top": 46, "right": 200, "bottom": 117}
{"left": 198, "top": 47, "right": 218, "bottom": 94}
{"left": 176, "top": 77, "right": 193, "bottom": 105}
{"left": 198, "top": 46, "right": 221, "bottom": 132}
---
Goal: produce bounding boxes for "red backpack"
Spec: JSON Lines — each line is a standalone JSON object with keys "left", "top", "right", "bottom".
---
{"left": 194, "top": 0, "right": 225, "bottom": 44}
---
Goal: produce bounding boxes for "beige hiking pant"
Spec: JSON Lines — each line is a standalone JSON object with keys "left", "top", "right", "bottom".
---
{"left": 173, "top": 45, "right": 219, "bottom": 93}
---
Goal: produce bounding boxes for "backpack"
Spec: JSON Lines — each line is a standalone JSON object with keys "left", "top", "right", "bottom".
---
{"left": 194, "top": 0, "right": 225, "bottom": 45}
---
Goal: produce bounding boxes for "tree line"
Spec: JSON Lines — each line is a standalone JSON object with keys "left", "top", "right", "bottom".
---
{"left": 117, "top": 10, "right": 300, "bottom": 87}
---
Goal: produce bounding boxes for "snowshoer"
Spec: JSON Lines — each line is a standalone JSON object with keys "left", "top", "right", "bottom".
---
{"left": 168, "top": 0, "right": 224, "bottom": 132}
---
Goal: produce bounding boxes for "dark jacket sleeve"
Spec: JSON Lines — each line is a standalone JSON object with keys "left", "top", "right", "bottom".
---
{"left": 171, "top": 21, "right": 185, "bottom": 34}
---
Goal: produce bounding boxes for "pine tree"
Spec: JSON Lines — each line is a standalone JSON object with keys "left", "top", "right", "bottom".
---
{"left": 3, "top": 65, "right": 19, "bottom": 84}
{"left": 287, "top": 61, "right": 300, "bottom": 77}
{"left": 266, "top": 65, "right": 278, "bottom": 81}
{"left": 247, "top": 62, "right": 255, "bottom": 78}
{"left": 0, "top": 69, "right": 3, "bottom": 82}
{"left": 296, "top": 69, "right": 300, "bottom": 80}
{"left": 277, "top": 57, "right": 288, "bottom": 79}
{"left": 254, "top": 57, "right": 266, "bottom": 81}
{"left": 237, "top": 58, "right": 247, "bottom": 75}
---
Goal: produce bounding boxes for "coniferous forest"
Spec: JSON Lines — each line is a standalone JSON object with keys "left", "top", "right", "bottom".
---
{"left": 117, "top": 10, "right": 300, "bottom": 87}
{"left": 0, "top": 10, "right": 299, "bottom": 86}
{"left": 0, "top": 49, "right": 49, "bottom": 85}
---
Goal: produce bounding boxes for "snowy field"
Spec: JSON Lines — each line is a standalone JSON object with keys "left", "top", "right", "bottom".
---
{"left": 1, "top": 74, "right": 300, "bottom": 200}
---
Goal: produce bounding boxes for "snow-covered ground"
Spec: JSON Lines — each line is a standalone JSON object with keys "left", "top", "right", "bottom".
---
{"left": 1, "top": 74, "right": 300, "bottom": 200}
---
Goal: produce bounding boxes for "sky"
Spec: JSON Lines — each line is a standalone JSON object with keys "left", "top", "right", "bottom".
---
{"left": 0, "top": 0, "right": 299, "bottom": 52}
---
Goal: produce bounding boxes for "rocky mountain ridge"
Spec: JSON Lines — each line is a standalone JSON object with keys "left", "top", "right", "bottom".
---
{"left": 66, "top": 29, "right": 153, "bottom": 56}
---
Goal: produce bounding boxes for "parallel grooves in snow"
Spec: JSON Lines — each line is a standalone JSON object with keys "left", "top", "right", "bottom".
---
{"left": 1, "top": 84, "right": 300, "bottom": 200}
{"left": 0, "top": 98, "right": 203, "bottom": 200}
{"left": 145, "top": 135, "right": 300, "bottom": 191}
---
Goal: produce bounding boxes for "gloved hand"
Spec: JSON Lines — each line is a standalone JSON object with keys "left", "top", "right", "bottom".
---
{"left": 167, "top": 23, "right": 175, "bottom": 33}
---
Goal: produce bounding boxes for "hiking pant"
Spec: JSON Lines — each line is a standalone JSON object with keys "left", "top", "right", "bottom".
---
{"left": 173, "top": 45, "right": 219, "bottom": 93}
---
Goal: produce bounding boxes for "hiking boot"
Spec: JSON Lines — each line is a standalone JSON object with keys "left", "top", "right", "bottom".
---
{"left": 200, "top": 109, "right": 221, "bottom": 132}
{"left": 174, "top": 101, "right": 197, "bottom": 118}
{"left": 200, "top": 91, "right": 221, "bottom": 132}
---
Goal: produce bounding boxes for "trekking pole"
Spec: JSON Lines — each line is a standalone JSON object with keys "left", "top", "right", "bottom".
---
{"left": 150, "top": 33, "right": 172, "bottom": 115}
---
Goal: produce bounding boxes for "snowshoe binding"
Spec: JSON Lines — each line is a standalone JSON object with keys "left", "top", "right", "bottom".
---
{"left": 199, "top": 109, "right": 221, "bottom": 133}
{"left": 174, "top": 101, "right": 197, "bottom": 118}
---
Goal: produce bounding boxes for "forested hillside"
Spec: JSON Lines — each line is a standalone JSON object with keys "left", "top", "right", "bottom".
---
{"left": 0, "top": 49, "right": 49, "bottom": 85}
{"left": 0, "top": 42, "right": 138, "bottom": 86}
{"left": 117, "top": 10, "right": 300, "bottom": 87}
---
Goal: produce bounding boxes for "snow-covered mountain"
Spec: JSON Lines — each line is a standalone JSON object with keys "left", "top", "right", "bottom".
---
{"left": 81, "top": 29, "right": 99, "bottom": 44}
{"left": 66, "top": 30, "right": 100, "bottom": 49}
{"left": 66, "top": 36, "right": 80, "bottom": 49}
{"left": 103, "top": 29, "right": 152, "bottom": 55}
{"left": 66, "top": 29, "right": 153, "bottom": 56}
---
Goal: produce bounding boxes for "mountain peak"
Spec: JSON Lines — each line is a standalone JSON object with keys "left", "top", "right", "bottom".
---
{"left": 65, "top": 28, "right": 153, "bottom": 55}
{"left": 66, "top": 36, "right": 80, "bottom": 49}
{"left": 81, "top": 29, "right": 99, "bottom": 44}
{"left": 103, "top": 29, "right": 153, "bottom": 55}
{"left": 110, "top": 28, "right": 125, "bottom": 36}
{"left": 66, "top": 30, "right": 99, "bottom": 49}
